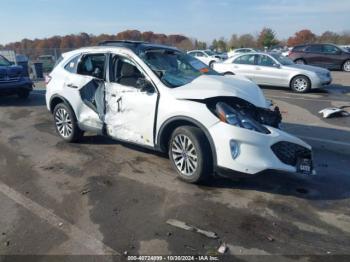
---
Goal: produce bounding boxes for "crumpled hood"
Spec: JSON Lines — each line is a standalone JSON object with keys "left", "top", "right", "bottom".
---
{"left": 286, "top": 64, "right": 329, "bottom": 74}
{"left": 168, "top": 75, "right": 267, "bottom": 108}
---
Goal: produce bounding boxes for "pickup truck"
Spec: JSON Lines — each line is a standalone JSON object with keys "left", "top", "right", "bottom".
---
{"left": 0, "top": 54, "right": 33, "bottom": 99}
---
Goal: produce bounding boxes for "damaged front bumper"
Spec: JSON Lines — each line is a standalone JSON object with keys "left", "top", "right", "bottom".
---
{"left": 209, "top": 122, "right": 315, "bottom": 176}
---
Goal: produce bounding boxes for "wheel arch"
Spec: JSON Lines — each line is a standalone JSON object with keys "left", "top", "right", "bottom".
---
{"left": 342, "top": 59, "right": 350, "bottom": 71}
{"left": 156, "top": 116, "right": 217, "bottom": 166}
{"left": 49, "top": 94, "right": 75, "bottom": 114}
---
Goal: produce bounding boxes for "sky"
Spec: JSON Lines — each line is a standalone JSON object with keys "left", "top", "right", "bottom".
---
{"left": 1, "top": 0, "right": 350, "bottom": 45}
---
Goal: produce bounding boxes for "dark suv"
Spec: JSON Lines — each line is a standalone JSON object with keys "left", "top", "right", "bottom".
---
{"left": 289, "top": 44, "right": 350, "bottom": 72}
{"left": 0, "top": 55, "right": 33, "bottom": 99}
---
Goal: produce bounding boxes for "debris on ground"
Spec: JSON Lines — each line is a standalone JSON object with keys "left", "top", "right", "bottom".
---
{"left": 166, "top": 219, "right": 218, "bottom": 239}
{"left": 123, "top": 251, "right": 128, "bottom": 256}
{"left": 319, "top": 107, "right": 350, "bottom": 118}
{"left": 81, "top": 189, "right": 91, "bottom": 195}
{"left": 166, "top": 232, "right": 172, "bottom": 237}
{"left": 4, "top": 241, "right": 10, "bottom": 247}
{"left": 218, "top": 242, "right": 228, "bottom": 254}
{"left": 58, "top": 222, "right": 63, "bottom": 227}
{"left": 266, "top": 235, "right": 274, "bottom": 242}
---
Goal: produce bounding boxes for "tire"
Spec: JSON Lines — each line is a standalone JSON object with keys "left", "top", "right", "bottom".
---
{"left": 168, "top": 126, "right": 212, "bottom": 184}
{"left": 53, "top": 103, "right": 83, "bottom": 143}
{"left": 17, "top": 89, "right": 30, "bottom": 99}
{"left": 209, "top": 61, "right": 215, "bottom": 68}
{"left": 343, "top": 60, "right": 350, "bottom": 72}
{"left": 290, "top": 75, "right": 311, "bottom": 93}
{"left": 294, "top": 59, "right": 306, "bottom": 65}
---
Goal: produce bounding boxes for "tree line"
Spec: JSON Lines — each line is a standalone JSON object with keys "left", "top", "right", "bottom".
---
{"left": 1, "top": 28, "right": 349, "bottom": 59}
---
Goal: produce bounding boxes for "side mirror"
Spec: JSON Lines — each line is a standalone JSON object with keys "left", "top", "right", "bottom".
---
{"left": 136, "top": 78, "right": 154, "bottom": 93}
{"left": 273, "top": 63, "right": 281, "bottom": 69}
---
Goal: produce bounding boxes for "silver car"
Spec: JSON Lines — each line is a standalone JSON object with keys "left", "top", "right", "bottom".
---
{"left": 213, "top": 52, "right": 332, "bottom": 93}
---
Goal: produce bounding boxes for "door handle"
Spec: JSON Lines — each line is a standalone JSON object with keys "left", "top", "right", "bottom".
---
{"left": 67, "top": 83, "right": 78, "bottom": 89}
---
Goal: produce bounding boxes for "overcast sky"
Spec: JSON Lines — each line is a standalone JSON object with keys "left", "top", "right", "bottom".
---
{"left": 1, "top": 0, "right": 349, "bottom": 45}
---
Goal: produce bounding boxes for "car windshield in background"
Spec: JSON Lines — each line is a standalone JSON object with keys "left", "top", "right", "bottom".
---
{"left": 0, "top": 55, "right": 11, "bottom": 66}
{"left": 141, "top": 50, "right": 219, "bottom": 88}
{"left": 271, "top": 54, "right": 295, "bottom": 65}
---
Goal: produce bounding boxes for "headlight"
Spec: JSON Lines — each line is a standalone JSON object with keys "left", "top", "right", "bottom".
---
{"left": 215, "top": 102, "right": 269, "bottom": 134}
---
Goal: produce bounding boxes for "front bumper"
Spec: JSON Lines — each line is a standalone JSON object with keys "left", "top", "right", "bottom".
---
{"left": 312, "top": 75, "right": 332, "bottom": 89}
{"left": 209, "top": 122, "right": 314, "bottom": 175}
{"left": 0, "top": 78, "right": 33, "bottom": 94}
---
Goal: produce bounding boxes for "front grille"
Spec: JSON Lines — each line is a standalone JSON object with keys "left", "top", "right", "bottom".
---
{"left": 271, "top": 141, "right": 311, "bottom": 166}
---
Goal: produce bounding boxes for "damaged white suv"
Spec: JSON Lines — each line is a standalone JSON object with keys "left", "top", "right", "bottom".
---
{"left": 46, "top": 41, "right": 314, "bottom": 183}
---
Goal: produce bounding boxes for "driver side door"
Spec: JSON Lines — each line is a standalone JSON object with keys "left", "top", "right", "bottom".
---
{"left": 104, "top": 54, "right": 158, "bottom": 147}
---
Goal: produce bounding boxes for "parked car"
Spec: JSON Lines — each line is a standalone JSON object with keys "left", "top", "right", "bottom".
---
{"left": 0, "top": 54, "right": 33, "bottom": 99}
{"left": 38, "top": 55, "right": 56, "bottom": 73}
{"left": 46, "top": 41, "right": 314, "bottom": 183}
{"left": 187, "top": 50, "right": 222, "bottom": 67}
{"left": 288, "top": 43, "right": 350, "bottom": 72}
{"left": 213, "top": 52, "right": 332, "bottom": 93}
{"left": 227, "top": 48, "right": 259, "bottom": 57}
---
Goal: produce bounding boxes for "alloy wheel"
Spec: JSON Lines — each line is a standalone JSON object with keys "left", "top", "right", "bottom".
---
{"left": 293, "top": 78, "right": 308, "bottom": 92}
{"left": 344, "top": 61, "right": 350, "bottom": 72}
{"left": 55, "top": 108, "right": 73, "bottom": 138}
{"left": 171, "top": 134, "right": 198, "bottom": 176}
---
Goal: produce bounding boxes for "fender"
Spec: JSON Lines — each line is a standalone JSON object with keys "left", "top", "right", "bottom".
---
{"left": 156, "top": 116, "right": 217, "bottom": 167}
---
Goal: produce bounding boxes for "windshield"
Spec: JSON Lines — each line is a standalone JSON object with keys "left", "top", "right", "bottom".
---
{"left": 204, "top": 50, "right": 215, "bottom": 56}
{"left": 270, "top": 54, "right": 294, "bottom": 65}
{"left": 140, "top": 49, "right": 219, "bottom": 88}
{"left": 338, "top": 45, "right": 350, "bottom": 53}
{"left": 0, "top": 55, "right": 11, "bottom": 66}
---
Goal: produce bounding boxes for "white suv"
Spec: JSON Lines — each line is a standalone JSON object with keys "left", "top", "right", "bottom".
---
{"left": 46, "top": 41, "right": 314, "bottom": 183}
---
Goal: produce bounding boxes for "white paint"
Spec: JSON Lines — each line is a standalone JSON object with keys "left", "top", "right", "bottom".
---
{"left": 0, "top": 182, "right": 119, "bottom": 255}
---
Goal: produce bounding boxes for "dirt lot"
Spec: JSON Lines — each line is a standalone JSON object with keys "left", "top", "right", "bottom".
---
{"left": 0, "top": 72, "right": 349, "bottom": 261}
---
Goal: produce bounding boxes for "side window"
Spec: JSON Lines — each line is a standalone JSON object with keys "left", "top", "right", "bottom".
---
{"left": 77, "top": 54, "right": 106, "bottom": 79}
{"left": 64, "top": 55, "right": 80, "bottom": 73}
{"left": 188, "top": 52, "right": 195, "bottom": 57}
{"left": 111, "top": 56, "right": 144, "bottom": 88}
{"left": 257, "top": 55, "right": 275, "bottom": 67}
{"left": 196, "top": 52, "right": 204, "bottom": 57}
{"left": 306, "top": 45, "right": 322, "bottom": 53}
{"left": 234, "top": 54, "right": 256, "bottom": 65}
{"left": 323, "top": 45, "right": 339, "bottom": 54}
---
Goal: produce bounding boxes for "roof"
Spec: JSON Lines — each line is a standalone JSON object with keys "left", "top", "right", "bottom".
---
{"left": 97, "top": 40, "right": 179, "bottom": 55}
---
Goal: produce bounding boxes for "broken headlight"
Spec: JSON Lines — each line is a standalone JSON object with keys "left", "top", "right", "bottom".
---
{"left": 215, "top": 102, "right": 270, "bottom": 134}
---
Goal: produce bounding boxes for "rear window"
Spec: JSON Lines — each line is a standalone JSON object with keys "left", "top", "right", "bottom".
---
{"left": 292, "top": 46, "right": 306, "bottom": 52}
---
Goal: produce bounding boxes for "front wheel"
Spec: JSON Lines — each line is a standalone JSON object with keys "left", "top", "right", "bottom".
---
{"left": 53, "top": 103, "right": 83, "bottom": 143}
{"left": 169, "top": 126, "right": 212, "bottom": 183}
{"left": 343, "top": 60, "right": 350, "bottom": 72}
{"left": 290, "top": 75, "right": 311, "bottom": 93}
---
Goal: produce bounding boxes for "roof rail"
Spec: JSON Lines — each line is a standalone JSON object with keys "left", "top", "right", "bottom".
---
{"left": 98, "top": 40, "right": 146, "bottom": 46}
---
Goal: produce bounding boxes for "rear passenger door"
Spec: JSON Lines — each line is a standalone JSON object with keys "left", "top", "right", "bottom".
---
{"left": 231, "top": 54, "right": 258, "bottom": 82}
{"left": 304, "top": 45, "right": 323, "bottom": 66}
{"left": 63, "top": 53, "right": 107, "bottom": 132}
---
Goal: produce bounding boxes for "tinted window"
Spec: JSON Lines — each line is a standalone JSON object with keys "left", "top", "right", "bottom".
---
{"left": 292, "top": 45, "right": 306, "bottom": 52}
{"left": 234, "top": 54, "right": 256, "bottom": 65}
{"left": 111, "top": 56, "right": 144, "bottom": 88}
{"left": 257, "top": 55, "right": 275, "bottom": 67}
{"left": 77, "top": 54, "right": 106, "bottom": 79}
{"left": 323, "top": 45, "right": 340, "bottom": 54}
{"left": 196, "top": 52, "right": 204, "bottom": 57}
{"left": 306, "top": 45, "right": 322, "bottom": 52}
{"left": 0, "top": 55, "right": 11, "bottom": 66}
{"left": 64, "top": 55, "right": 80, "bottom": 73}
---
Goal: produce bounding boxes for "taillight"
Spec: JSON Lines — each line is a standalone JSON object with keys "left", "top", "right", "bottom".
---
{"left": 45, "top": 75, "right": 52, "bottom": 85}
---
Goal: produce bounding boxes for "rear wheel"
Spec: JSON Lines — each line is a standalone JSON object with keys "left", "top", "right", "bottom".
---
{"left": 343, "top": 60, "right": 350, "bottom": 72}
{"left": 53, "top": 103, "right": 83, "bottom": 143}
{"left": 295, "top": 59, "right": 306, "bottom": 65}
{"left": 209, "top": 61, "right": 215, "bottom": 68}
{"left": 17, "top": 89, "right": 30, "bottom": 99}
{"left": 290, "top": 75, "right": 311, "bottom": 93}
{"left": 169, "top": 126, "right": 212, "bottom": 183}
